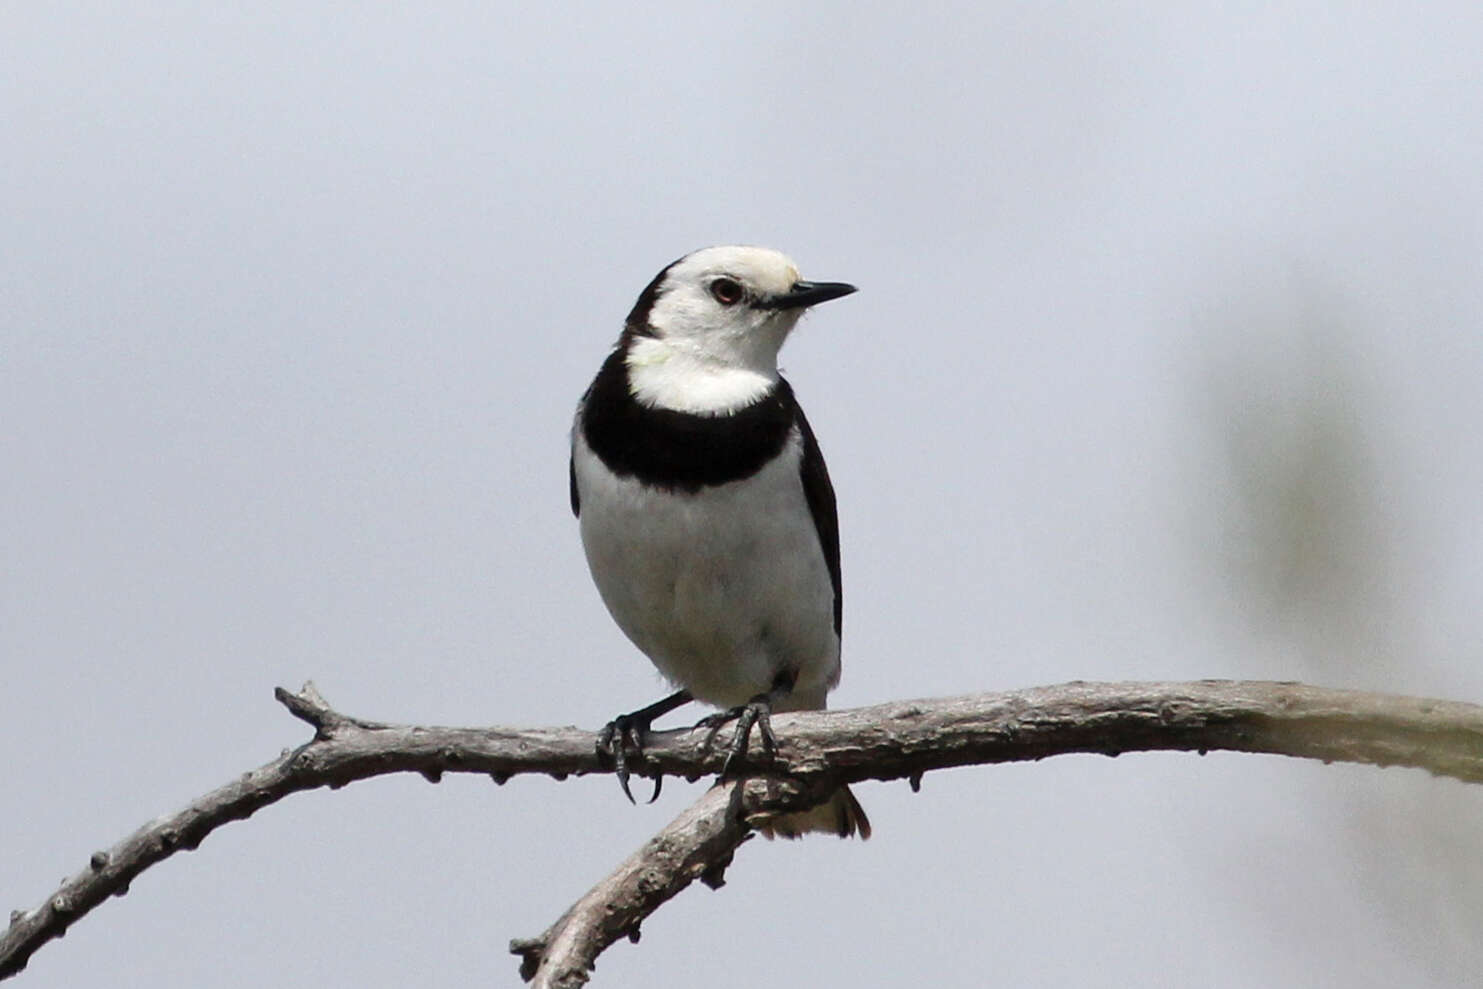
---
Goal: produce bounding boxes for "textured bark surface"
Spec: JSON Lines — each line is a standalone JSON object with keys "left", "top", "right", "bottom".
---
{"left": 4, "top": 680, "right": 1482, "bottom": 982}
{"left": 509, "top": 776, "right": 826, "bottom": 988}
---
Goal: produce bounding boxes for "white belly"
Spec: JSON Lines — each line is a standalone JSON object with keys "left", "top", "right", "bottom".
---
{"left": 573, "top": 429, "right": 840, "bottom": 711}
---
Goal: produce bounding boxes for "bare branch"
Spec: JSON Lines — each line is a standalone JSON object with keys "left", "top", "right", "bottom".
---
{"left": 506, "top": 679, "right": 1483, "bottom": 982}
{"left": 4, "top": 680, "right": 1482, "bottom": 982}
{"left": 509, "top": 776, "right": 828, "bottom": 988}
{"left": 748, "top": 679, "right": 1483, "bottom": 786}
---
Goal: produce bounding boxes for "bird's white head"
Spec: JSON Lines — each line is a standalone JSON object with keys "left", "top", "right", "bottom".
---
{"left": 622, "top": 246, "right": 856, "bottom": 415}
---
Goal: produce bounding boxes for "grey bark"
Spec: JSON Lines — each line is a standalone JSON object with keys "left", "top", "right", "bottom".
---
{"left": 3, "top": 680, "right": 1480, "bottom": 983}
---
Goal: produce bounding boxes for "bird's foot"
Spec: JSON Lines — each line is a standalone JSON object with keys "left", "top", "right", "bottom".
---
{"left": 696, "top": 693, "right": 777, "bottom": 776}
{"left": 597, "top": 690, "right": 692, "bottom": 804}
{"left": 597, "top": 715, "right": 661, "bottom": 804}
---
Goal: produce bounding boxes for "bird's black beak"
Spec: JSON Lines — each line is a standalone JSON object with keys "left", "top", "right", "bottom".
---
{"left": 763, "top": 280, "right": 858, "bottom": 310}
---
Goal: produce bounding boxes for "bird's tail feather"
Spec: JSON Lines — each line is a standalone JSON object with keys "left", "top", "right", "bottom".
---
{"left": 757, "top": 784, "right": 870, "bottom": 840}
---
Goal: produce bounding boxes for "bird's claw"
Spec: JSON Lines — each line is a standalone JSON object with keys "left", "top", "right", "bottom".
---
{"left": 598, "top": 715, "right": 663, "bottom": 804}
{"left": 697, "top": 695, "right": 776, "bottom": 776}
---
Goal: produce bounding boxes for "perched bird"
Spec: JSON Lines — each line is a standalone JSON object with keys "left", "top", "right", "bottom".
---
{"left": 570, "top": 245, "right": 869, "bottom": 839}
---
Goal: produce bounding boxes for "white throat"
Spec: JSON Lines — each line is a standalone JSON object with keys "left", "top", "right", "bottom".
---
{"left": 625, "top": 336, "right": 778, "bottom": 415}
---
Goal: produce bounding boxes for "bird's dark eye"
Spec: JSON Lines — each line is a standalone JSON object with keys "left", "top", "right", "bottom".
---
{"left": 710, "top": 278, "right": 744, "bottom": 306}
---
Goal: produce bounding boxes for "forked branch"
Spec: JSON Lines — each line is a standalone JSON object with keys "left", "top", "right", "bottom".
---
{"left": 4, "top": 680, "right": 1482, "bottom": 984}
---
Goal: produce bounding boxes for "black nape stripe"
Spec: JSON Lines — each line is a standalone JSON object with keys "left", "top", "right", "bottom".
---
{"left": 578, "top": 350, "right": 796, "bottom": 493}
{"left": 621, "top": 254, "right": 685, "bottom": 340}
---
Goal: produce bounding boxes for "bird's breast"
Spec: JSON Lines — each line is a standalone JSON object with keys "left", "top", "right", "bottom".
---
{"left": 571, "top": 429, "right": 839, "bottom": 709}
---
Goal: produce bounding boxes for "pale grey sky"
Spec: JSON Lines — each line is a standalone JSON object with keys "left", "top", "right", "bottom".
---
{"left": 5, "top": 4, "right": 1483, "bottom": 986}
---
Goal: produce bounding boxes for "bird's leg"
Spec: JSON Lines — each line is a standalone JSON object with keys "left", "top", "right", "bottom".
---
{"left": 597, "top": 689, "right": 693, "bottom": 804}
{"left": 696, "top": 671, "right": 796, "bottom": 776}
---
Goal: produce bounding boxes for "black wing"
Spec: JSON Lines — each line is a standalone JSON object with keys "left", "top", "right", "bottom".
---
{"left": 569, "top": 452, "right": 580, "bottom": 517}
{"left": 570, "top": 377, "right": 597, "bottom": 519}
{"left": 785, "top": 382, "right": 842, "bottom": 638}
